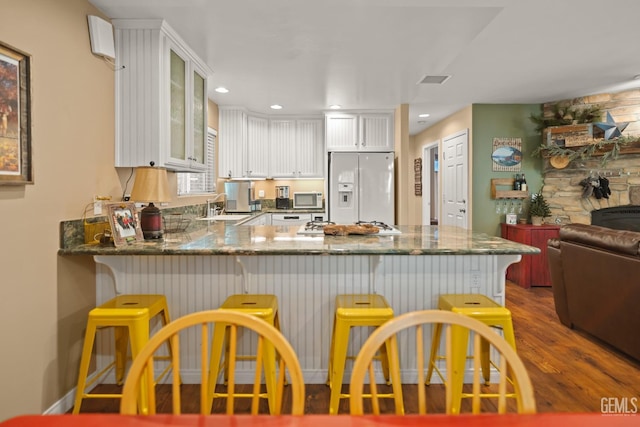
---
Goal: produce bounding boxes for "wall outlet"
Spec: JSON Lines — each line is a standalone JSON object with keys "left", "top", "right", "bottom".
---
{"left": 93, "top": 196, "right": 103, "bottom": 215}
{"left": 93, "top": 195, "right": 112, "bottom": 215}
{"left": 470, "top": 270, "right": 481, "bottom": 288}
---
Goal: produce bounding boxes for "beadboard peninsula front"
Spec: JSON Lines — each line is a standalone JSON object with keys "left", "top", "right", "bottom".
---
{"left": 59, "top": 223, "right": 538, "bottom": 385}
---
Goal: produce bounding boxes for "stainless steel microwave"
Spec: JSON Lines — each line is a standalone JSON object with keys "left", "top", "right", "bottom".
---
{"left": 293, "top": 192, "right": 323, "bottom": 209}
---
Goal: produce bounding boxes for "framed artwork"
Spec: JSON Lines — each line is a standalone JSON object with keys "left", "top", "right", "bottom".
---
{"left": 0, "top": 41, "right": 33, "bottom": 185}
{"left": 106, "top": 203, "right": 144, "bottom": 247}
{"left": 491, "top": 137, "right": 522, "bottom": 172}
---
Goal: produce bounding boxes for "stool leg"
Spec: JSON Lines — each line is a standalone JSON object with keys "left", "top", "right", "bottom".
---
{"left": 328, "top": 319, "right": 350, "bottom": 415}
{"left": 448, "top": 324, "right": 469, "bottom": 415}
{"left": 377, "top": 329, "right": 391, "bottom": 385}
{"left": 261, "top": 333, "right": 278, "bottom": 414}
{"left": 207, "top": 322, "right": 228, "bottom": 413}
{"left": 426, "top": 323, "right": 442, "bottom": 385}
{"left": 480, "top": 336, "right": 491, "bottom": 385}
{"left": 260, "top": 311, "right": 278, "bottom": 414}
{"left": 326, "top": 314, "right": 338, "bottom": 387}
{"left": 114, "top": 326, "right": 128, "bottom": 385}
{"left": 385, "top": 335, "right": 405, "bottom": 414}
{"left": 129, "top": 316, "right": 152, "bottom": 414}
{"left": 72, "top": 321, "right": 98, "bottom": 414}
{"left": 500, "top": 318, "right": 518, "bottom": 390}
{"left": 158, "top": 308, "right": 181, "bottom": 386}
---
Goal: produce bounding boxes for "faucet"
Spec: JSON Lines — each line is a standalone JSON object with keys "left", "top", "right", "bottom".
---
{"left": 207, "top": 193, "right": 227, "bottom": 218}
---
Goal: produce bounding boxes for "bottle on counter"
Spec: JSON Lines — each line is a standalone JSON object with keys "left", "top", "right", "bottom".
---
{"left": 520, "top": 174, "right": 528, "bottom": 192}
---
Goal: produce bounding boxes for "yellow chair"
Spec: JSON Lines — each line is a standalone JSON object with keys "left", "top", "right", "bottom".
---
{"left": 120, "top": 310, "right": 305, "bottom": 415}
{"left": 350, "top": 310, "right": 536, "bottom": 415}
{"left": 426, "top": 294, "right": 517, "bottom": 414}
{"left": 73, "top": 294, "right": 174, "bottom": 414}
{"left": 207, "top": 294, "right": 282, "bottom": 414}
{"left": 327, "top": 294, "right": 403, "bottom": 415}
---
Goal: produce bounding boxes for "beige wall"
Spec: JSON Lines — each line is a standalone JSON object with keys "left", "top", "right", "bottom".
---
{"left": 408, "top": 106, "right": 473, "bottom": 225}
{"left": 0, "top": 0, "right": 219, "bottom": 420}
{"left": 394, "top": 104, "right": 410, "bottom": 225}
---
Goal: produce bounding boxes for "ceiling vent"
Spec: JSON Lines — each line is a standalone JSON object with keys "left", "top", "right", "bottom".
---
{"left": 418, "top": 75, "right": 451, "bottom": 85}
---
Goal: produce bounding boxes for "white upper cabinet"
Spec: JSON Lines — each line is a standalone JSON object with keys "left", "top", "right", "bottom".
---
{"left": 218, "top": 108, "right": 247, "bottom": 179}
{"left": 219, "top": 109, "right": 324, "bottom": 179}
{"left": 269, "top": 119, "right": 297, "bottom": 178}
{"left": 113, "top": 19, "right": 212, "bottom": 172}
{"left": 295, "top": 118, "right": 324, "bottom": 177}
{"left": 270, "top": 118, "right": 323, "bottom": 178}
{"left": 326, "top": 111, "right": 394, "bottom": 152}
{"left": 246, "top": 115, "right": 270, "bottom": 178}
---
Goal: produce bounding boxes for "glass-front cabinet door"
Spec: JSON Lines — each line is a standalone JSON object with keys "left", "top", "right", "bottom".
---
{"left": 167, "top": 46, "right": 207, "bottom": 171}
{"left": 192, "top": 69, "right": 206, "bottom": 167}
{"left": 170, "top": 49, "right": 187, "bottom": 163}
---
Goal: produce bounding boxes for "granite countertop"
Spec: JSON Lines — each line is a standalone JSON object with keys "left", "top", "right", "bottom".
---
{"left": 58, "top": 223, "right": 540, "bottom": 256}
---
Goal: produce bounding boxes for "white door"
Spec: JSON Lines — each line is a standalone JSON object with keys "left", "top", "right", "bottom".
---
{"left": 422, "top": 141, "right": 439, "bottom": 225}
{"left": 441, "top": 130, "right": 469, "bottom": 229}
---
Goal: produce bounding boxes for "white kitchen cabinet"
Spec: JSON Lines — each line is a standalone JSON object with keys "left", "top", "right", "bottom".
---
{"left": 218, "top": 109, "right": 270, "bottom": 179}
{"left": 241, "top": 213, "right": 271, "bottom": 225}
{"left": 218, "top": 108, "right": 247, "bottom": 178}
{"left": 113, "top": 19, "right": 212, "bottom": 171}
{"left": 270, "top": 118, "right": 323, "bottom": 178}
{"left": 325, "top": 112, "right": 394, "bottom": 152}
{"left": 219, "top": 110, "right": 323, "bottom": 179}
{"left": 246, "top": 115, "right": 270, "bottom": 178}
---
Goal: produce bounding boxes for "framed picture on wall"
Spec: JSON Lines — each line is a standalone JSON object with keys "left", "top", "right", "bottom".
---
{"left": 106, "top": 203, "right": 144, "bottom": 247}
{"left": 0, "top": 41, "right": 33, "bottom": 185}
{"left": 491, "top": 137, "right": 522, "bottom": 172}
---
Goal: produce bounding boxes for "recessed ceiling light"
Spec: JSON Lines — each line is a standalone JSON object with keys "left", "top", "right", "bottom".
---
{"left": 418, "top": 113, "right": 430, "bottom": 118}
{"left": 215, "top": 87, "right": 229, "bottom": 93}
{"left": 330, "top": 104, "right": 342, "bottom": 109}
{"left": 270, "top": 104, "right": 283, "bottom": 110}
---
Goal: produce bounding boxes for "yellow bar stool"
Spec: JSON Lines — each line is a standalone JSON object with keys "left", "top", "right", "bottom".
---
{"left": 426, "top": 294, "right": 517, "bottom": 414}
{"left": 207, "top": 294, "right": 282, "bottom": 414}
{"left": 327, "top": 294, "right": 404, "bottom": 415}
{"left": 73, "top": 294, "right": 176, "bottom": 414}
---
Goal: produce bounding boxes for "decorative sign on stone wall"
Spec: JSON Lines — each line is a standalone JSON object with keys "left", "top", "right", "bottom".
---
{"left": 491, "top": 137, "right": 522, "bottom": 172}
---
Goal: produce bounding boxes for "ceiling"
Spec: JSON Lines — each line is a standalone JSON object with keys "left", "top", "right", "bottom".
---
{"left": 89, "top": 0, "right": 640, "bottom": 136}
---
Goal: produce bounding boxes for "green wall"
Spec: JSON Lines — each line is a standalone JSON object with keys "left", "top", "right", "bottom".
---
{"left": 472, "top": 104, "right": 543, "bottom": 236}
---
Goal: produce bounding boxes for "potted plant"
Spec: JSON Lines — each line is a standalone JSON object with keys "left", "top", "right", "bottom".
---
{"left": 528, "top": 191, "right": 551, "bottom": 225}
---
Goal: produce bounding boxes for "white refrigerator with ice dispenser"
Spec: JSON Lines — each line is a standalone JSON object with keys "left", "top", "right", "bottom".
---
{"left": 328, "top": 152, "right": 395, "bottom": 225}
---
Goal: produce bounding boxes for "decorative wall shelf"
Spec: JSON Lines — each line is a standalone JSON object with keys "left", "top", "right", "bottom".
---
{"left": 491, "top": 178, "right": 529, "bottom": 199}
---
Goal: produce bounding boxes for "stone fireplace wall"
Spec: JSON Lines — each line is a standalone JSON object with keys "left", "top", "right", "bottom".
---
{"left": 539, "top": 89, "right": 640, "bottom": 225}
{"left": 543, "top": 155, "right": 640, "bottom": 225}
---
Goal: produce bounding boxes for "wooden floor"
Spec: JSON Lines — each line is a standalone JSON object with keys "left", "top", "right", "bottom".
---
{"left": 74, "top": 282, "right": 640, "bottom": 414}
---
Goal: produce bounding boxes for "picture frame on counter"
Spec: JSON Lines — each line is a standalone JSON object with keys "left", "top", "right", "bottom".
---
{"left": 107, "top": 203, "right": 143, "bottom": 247}
{"left": 0, "top": 41, "right": 33, "bottom": 185}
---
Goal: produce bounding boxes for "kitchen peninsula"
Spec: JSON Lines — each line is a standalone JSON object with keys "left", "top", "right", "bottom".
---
{"left": 59, "top": 223, "right": 539, "bottom": 384}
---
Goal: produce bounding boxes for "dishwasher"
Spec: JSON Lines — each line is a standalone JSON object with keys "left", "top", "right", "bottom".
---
{"left": 270, "top": 213, "right": 312, "bottom": 226}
